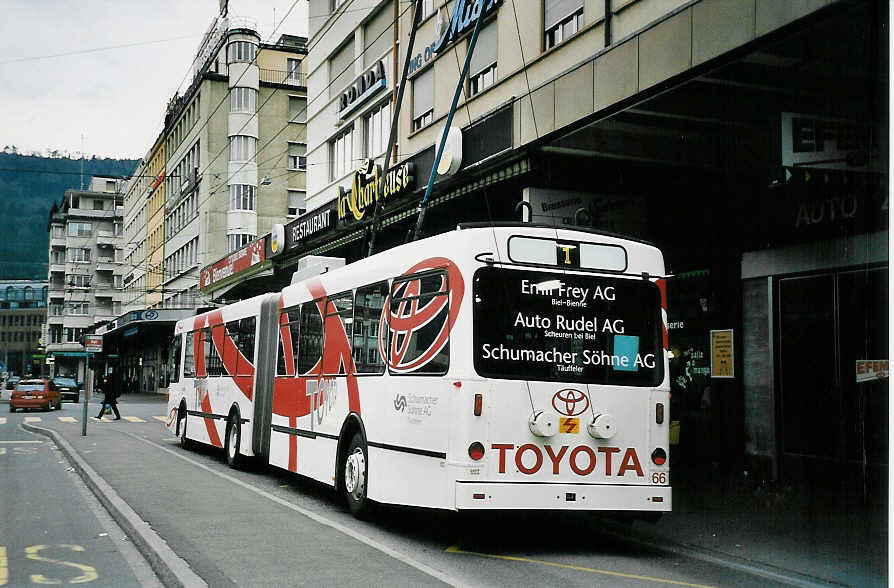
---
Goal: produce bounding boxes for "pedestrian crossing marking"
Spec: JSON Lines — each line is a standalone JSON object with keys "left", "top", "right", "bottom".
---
{"left": 123, "top": 416, "right": 146, "bottom": 423}
{"left": 23, "top": 417, "right": 41, "bottom": 423}
{"left": 153, "top": 416, "right": 168, "bottom": 422}
{"left": 0, "top": 417, "right": 5, "bottom": 425}
{"left": 59, "top": 417, "right": 77, "bottom": 423}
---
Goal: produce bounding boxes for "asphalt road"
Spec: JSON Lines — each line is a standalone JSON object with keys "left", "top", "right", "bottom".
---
{"left": 0, "top": 403, "right": 160, "bottom": 587}
{"left": 10, "top": 398, "right": 776, "bottom": 587}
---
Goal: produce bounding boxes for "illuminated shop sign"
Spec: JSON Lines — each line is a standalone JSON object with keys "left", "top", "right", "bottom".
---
{"left": 338, "top": 60, "right": 387, "bottom": 120}
{"left": 287, "top": 206, "right": 334, "bottom": 249}
{"left": 337, "top": 159, "right": 414, "bottom": 223}
{"left": 432, "top": 0, "right": 502, "bottom": 54}
{"left": 200, "top": 238, "right": 265, "bottom": 289}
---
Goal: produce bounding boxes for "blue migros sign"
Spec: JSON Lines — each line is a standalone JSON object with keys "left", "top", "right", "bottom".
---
{"left": 432, "top": 0, "right": 502, "bottom": 55}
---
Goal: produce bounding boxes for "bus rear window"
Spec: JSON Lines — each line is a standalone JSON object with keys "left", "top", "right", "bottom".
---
{"left": 473, "top": 267, "right": 662, "bottom": 386}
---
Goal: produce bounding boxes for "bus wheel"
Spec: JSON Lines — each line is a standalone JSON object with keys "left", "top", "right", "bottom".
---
{"left": 179, "top": 411, "right": 191, "bottom": 450}
{"left": 225, "top": 415, "right": 242, "bottom": 469}
{"left": 343, "top": 432, "right": 369, "bottom": 518}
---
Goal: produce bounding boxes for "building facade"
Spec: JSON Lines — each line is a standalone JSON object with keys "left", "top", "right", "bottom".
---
{"left": 46, "top": 176, "right": 125, "bottom": 381}
{"left": 0, "top": 280, "right": 48, "bottom": 378}
{"left": 204, "top": 0, "right": 887, "bottom": 491}
{"left": 99, "top": 12, "right": 309, "bottom": 395}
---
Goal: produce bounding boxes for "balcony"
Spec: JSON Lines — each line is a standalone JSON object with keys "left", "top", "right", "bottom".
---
{"left": 49, "top": 262, "right": 65, "bottom": 275}
{"left": 50, "top": 236, "right": 66, "bottom": 249}
{"left": 259, "top": 68, "right": 305, "bottom": 88}
{"left": 95, "top": 257, "right": 120, "bottom": 272}
{"left": 96, "top": 231, "right": 120, "bottom": 246}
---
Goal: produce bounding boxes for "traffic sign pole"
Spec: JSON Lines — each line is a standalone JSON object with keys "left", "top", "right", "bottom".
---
{"left": 82, "top": 351, "right": 89, "bottom": 436}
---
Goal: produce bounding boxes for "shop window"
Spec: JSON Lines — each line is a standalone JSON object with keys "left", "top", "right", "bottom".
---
{"left": 544, "top": 0, "right": 583, "bottom": 50}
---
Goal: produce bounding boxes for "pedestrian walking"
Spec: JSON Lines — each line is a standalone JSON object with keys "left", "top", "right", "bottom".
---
{"left": 95, "top": 373, "right": 121, "bottom": 420}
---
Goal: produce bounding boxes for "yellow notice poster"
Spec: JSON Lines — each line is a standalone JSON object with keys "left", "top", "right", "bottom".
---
{"left": 710, "top": 329, "right": 734, "bottom": 378}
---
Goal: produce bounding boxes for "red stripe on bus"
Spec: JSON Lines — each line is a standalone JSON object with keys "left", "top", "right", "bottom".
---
{"left": 201, "top": 394, "right": 223, "bottom": 448}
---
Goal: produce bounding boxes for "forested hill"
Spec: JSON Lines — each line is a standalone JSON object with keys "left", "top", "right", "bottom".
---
{"left": 0, "top": 152, "right": 139, "bottom": 280}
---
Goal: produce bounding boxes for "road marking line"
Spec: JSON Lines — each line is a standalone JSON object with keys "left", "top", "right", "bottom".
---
{"left": 130, "top": 432, "right": 467, "bottom": 588}
{"left": 122, "top": 416, "right": 146, "bottom": 423}
{"left": 0, "top": 546, "right": 7, "bottom": 586}
{"left": 153, "top": 416, "right": 168, "bottom": 422}
{"left": 0, "top": 417, "right": 6, "bottom": 425}
{"left": 23, "top": 417, "right": 42, "bottom": 423}
{"left": 0, "top": 440, "right": 44, "bottom": 444}
{"left": 59, "top": 417, "right": 77, "bottom": 423}
{"left": 445, "top": 546, "right": 717, "bottom": 588}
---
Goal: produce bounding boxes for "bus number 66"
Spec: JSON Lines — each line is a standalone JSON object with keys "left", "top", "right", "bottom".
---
{"left": 651, "top": 472, "right": 667, "bottom": 485}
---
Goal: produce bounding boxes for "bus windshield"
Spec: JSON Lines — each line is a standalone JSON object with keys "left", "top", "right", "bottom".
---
{"left": 473, "top": 267, "right": 663, "bottom": 386}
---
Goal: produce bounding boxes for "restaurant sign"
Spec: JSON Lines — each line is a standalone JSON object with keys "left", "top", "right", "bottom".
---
{"left": 337, "top": 159, "right": 414, "bottom": 223}
{"left": 200, "top": 238, "right": 265, "bottom": 289}
{"left": 287, "top": 205, "right": 334, "bottom": 249}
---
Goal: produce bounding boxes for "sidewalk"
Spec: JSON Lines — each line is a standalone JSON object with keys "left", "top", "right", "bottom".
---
{"left": 611, "top": 462, "right": 888, "bottom": 587}
{"left": 25, "top": 404, "right": 887, "bottom": 587}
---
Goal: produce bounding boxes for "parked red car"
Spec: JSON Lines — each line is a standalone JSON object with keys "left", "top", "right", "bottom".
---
{"left": 9, "top": 379, "right": 62, "bottom": 412}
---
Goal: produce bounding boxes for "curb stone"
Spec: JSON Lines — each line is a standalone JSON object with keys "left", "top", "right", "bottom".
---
{"left": 23, "top": 422, "right": 207, "bottom": 588}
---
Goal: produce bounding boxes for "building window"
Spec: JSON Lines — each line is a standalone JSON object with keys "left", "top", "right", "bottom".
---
{"left": 228, "top": 184, "right": 257, "bottom": 211}
{"left": 288, "top": 190, "right": 306, "bottom": 217}
{"left": 470, "top": 20, "right": 498, "bottom": 96}
{"left": 365, "top": 101, "right": 392, "bottom": 157}
{"left": 67, "top": 222, "right": 92, "bottom": 237}
{"left": 289, "top": 96, "right": 307, "bottom": 123}
{"left": 287, "top": 58, "right": 302, "bottom": 84}
{"left": 230, "top": 87, "right": 257, "bottom": 113}
{"left": 66, "top": 302, "right": 89, "bottom": 316}
{"left": 288, "top": 143, "right": 307, "bottom": 170}
{"left": 421, "top": 0, "right": 434, "bottom": 19}
{"left": 228, "top": 135, "right": 257, "bottom": 162}
{"left": 412, "top": 67, "right": 434, "bottom": 131}
{"left": 227, "top": 41, "right": 257, "bottom": 63}
{"left": 329, "top": 40, "right": 354, "bottom": 96}
{"left": 93, "top": 199, "right": 105, "bottom": 211}
{"left": 545, "top": 0, "right": 583, "bottom": 50}
{"left": 227, "top": 233, "right": 254, "bottom": 253}
{"left": 67, "top": 274, "right": 90, "bottom": 288}
{"left": 330, "top": 126, "right": 358, "bottom": 181}
{"left": 52, "top": 225, "right": 64, "bottom": 238}
{"left": 68, "top": 249, "right": 91, "bottom": 263}
{"left": 364, "top": 5, "right": 394, "bottom": 67}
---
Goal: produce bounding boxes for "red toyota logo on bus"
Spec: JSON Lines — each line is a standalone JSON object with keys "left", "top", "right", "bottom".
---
{"left": 552, "top": 389, "right": 589, "bottom": 416}
{"left": 379, "top": 257, "right": 464, "bottom": 373}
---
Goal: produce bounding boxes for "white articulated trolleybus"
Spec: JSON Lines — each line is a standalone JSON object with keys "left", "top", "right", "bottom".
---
{"left": 166, "top": 223, "right": 671, "bottom": 516}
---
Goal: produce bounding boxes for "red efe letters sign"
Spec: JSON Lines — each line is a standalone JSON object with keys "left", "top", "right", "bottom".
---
{"left": 856, "top": 360, "right": 888, "bottom": 382}
{"left": 200, "top": 238, "right": 265, "bottom": 289}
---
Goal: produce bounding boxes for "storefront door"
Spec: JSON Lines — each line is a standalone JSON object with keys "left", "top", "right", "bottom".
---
{"left": 778, "top": 267, "right": 888, "bottom": 472}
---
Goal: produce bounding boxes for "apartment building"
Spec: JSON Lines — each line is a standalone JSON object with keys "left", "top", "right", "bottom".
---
{"left": 46, "top": 176, "right": 125, "bottom": 381}
{"left": 96, "top": 11, "right": 309, "bottom": 395}
{"left": 205, "top": 0, "right": 885, "bottom": 487}
{"left": 0, "top": 280, "right": 48, "bottom": 378}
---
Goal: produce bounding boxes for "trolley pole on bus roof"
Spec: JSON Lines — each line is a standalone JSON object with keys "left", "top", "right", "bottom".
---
{"left": 411, "top": 1, "right": 487, "bottom": 242}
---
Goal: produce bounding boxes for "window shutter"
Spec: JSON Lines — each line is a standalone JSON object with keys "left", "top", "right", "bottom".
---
{"left": 544, "top": 0, "right": 583, "bottom": 30}
{"left": 413, "top": 68, "right": 433, "bottom": 118}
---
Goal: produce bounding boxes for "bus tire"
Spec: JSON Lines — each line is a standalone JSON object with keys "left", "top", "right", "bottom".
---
{"left": 179, "top": 409, "right": 191, "bottom": 450}
{"left": 225, "top": 413, "right": 243, "bottom": 469}
{"left": 343, "top": 432, "right": 370, "bottom": 518}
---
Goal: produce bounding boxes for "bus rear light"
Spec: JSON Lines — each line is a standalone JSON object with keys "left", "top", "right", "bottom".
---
{"left": 453, "top": 381, "right": 462, "bottom": 388}
{"left": 473, "top": 393, "right": 482, "bottom": 416}
{"left": 656, "top": 403, "right": 664, "bottom": 424}
{"left": 473, "top": 493, "right": 486, "bottom": 500}
{"left": 651, "top": 448, "right": 667, "bottom": 466}
{"left": 652, "top": 496, "right": 664, "bottom": 502}
{"left": 468, "top": 442, "right": 485, "bottom": 460}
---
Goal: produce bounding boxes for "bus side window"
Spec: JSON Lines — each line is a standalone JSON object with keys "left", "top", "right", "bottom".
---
{"left": 324, "top": 292, "right": 353, "bottom": 375}
{"left": 184, "top": 331, "right": 195, "bottom": 378}
{"left": 388, "top": 270, "right": 450, "bottom": 375}
{"left": 203, "top": 327, "right": 220, "bottom": 377}
{"left": 225, "top": 320, "right": 239, "bottom": 374}
{"left": 277, "top": 308, "right": 300, "bottom": 375}
{"left": 354, "top": 281, "right": 387, "bottom": 374}
{"left": 297, "top": 302, "right": 323, "bottom": 375}
{"left": 169, "top": 334, "right": 182, "bottom": 383}
{"left": 237, "top": 316, "right": 256, "bottom": 375}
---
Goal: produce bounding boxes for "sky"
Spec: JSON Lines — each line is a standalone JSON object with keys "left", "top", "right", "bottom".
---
{"left": 0, "top": 0, "right": 308, "bottom": 159}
